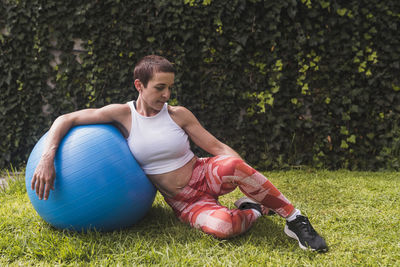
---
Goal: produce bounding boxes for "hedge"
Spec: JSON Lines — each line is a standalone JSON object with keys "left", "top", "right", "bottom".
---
{"left": 1, "top": 0, "right": 399, "bottom": 170}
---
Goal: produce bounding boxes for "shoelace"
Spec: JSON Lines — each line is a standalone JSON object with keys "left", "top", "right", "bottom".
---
{"left": 293, "top": 216, "right": 317, "bottom": 235}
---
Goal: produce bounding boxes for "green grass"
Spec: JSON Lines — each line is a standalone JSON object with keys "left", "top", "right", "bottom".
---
{"left": 1, "top": 170, "right": 399, "bottom": 266}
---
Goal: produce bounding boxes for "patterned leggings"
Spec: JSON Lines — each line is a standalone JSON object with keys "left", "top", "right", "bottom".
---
{"left": 164, "top": 155, "right": 294, "bottom": 239}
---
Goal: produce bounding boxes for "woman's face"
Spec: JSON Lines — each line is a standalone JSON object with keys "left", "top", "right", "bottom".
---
{"left": 136, "top": 72, "right": 175, "bottom": 113}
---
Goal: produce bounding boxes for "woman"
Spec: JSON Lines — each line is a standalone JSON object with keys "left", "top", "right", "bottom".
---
{"left": 32, "top": 55, "right": 328, "bottom": 252}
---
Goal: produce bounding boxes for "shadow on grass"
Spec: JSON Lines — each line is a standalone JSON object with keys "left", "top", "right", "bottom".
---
{"left": 40, "top": 203, "right": 293, "bottom": 250}
{"left": 133, "top": 205, "right": 293, "bottom": 249}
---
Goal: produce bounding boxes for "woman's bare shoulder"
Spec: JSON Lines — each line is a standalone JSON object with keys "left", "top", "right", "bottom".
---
{"left": 168, "top": 105, "right": 189, "bottom": 114}
{"left": 167, "top": 105, "right": 194, "bottom": 127}
{"left": 100, "top": 103, "right": 131, "bottom": 117}
{"left": 99, "top": 103, "right": 132, "bottom": 137}
{"left": 106, "top": 102, "right": 131, "bottom": 111}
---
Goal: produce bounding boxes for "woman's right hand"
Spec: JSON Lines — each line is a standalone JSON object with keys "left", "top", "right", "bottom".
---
{"left": 31, "top": 156, "right": 56, "bottom": 200}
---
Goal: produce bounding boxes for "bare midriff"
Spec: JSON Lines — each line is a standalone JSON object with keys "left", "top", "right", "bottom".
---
{"left": 147, "top": 156, "right": 197, "bottom": 198}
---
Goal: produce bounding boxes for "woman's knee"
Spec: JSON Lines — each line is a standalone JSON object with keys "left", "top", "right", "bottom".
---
{"left": 195, "top": 209, "right": 250, "bottom": 239}
{"left": 199, "top": 215, "right": 235, "bottom": 239}
{"left": 201, "top": 223, "right": 235, "bottom": 239}
{"left": 210, "top": 156, "right": 249, "bottom": 176}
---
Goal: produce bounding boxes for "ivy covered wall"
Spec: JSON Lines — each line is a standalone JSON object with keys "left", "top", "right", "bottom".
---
{"left": 1, "top": 0, "right": 399, "bottom": 170}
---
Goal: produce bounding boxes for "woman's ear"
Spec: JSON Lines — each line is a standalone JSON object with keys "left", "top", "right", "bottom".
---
{"left": 134, "top": 79, "right": 143, "bottom": 93}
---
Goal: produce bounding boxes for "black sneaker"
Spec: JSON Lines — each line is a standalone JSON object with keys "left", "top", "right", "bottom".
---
{"left": 234, "top": 197, "right": 275, "bottom": 216}
{"left": 284, "top": 215, "right": 328, "bottom": 252}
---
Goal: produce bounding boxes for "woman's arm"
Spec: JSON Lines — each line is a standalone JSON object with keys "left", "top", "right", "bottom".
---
{"left": 170, "top": 106, "right": 241, "bottom": 158}
{"left": 32, "top": 104, "right": 131, "bottom": 200}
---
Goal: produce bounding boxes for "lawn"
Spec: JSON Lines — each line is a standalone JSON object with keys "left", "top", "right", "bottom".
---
{"left": 0, "top": 169, "right": 399, "bottom": 266}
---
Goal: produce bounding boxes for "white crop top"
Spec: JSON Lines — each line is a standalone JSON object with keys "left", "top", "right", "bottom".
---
{"left": 126, "top": 101, "right": 194, "bottom": 175}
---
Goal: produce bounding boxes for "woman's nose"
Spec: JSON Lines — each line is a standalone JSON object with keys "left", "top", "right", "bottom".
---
{"left": 162, "top": 89, "right": 170, "bottom": 99}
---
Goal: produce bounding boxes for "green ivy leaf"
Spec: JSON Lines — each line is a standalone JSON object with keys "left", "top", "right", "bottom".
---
{"left": 347, "top": 135, "right": 356, "bottom": 144}
{"left": 337, "top": 8, "right": 347, "bottom": 16}
{"left": 341, "top": 140, "right": 349, "bottom": 149}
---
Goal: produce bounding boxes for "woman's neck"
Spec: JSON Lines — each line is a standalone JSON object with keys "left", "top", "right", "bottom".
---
{"left": 135, "top": 96, "right": 162, "bottom": 117}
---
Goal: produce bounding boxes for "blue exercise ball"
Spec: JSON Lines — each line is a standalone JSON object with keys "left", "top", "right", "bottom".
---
{"left": 25, "top": 124, "right": 157, "bottom": 232}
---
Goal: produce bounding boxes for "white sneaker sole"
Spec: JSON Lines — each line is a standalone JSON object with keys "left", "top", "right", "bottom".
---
{"left": 284, "top": 225, "right": 312, "bottom": 251}
{"left": 234, "top": 196, "right": 259, "bottom": 208}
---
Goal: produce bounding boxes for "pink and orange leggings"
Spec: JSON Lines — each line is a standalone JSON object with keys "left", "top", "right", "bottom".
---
{"left": 164, "top": 155, "right": 294, "bottom": 239}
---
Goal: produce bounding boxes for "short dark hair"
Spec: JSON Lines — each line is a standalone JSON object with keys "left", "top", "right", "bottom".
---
{"left": 133, "top": 55, "right": 175, "bottom": 87}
